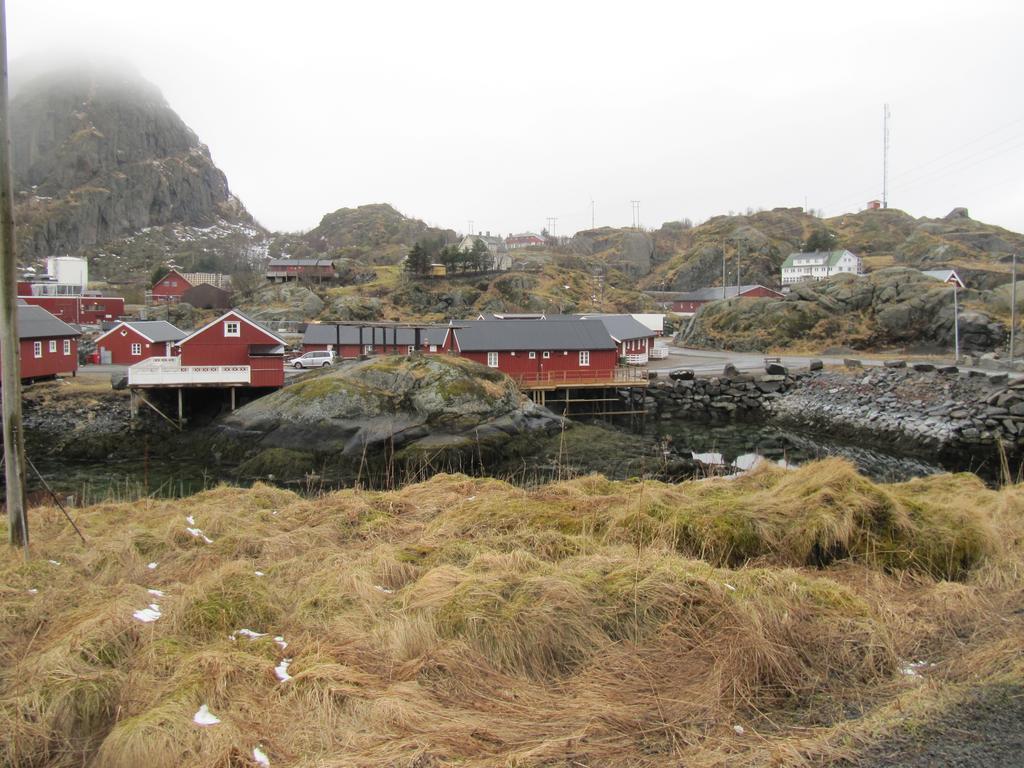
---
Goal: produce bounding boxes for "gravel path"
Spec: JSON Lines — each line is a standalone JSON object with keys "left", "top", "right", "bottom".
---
{"left": 851, "top": 683, "right": 1024, "bottom": 767}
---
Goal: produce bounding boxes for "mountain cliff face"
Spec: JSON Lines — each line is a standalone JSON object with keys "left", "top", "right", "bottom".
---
{"left": 11, "top": 65, "right": 252, "bottom": 261}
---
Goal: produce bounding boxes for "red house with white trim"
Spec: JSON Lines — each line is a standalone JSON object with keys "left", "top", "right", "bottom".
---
{"left": 8, "top": 303, "right": 81, "bottom": 382}
{"left": 448, "top": 319, "right": 619, "bottom": 384}
{"left": 94, "top": 320, "right": 187, "bottom": 365}
{"left": 151, "top": 269, "right": 192, "bottom": 302}
{"left": 176, "top": 310, "right": 286, "bottom": 388}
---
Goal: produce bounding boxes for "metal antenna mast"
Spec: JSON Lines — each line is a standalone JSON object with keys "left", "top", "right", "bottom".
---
{"left": 630, "top": 200, "right": 640, "bottom": 229}
{"left": 882, "top": 103, "right": 891, "bottom": 209}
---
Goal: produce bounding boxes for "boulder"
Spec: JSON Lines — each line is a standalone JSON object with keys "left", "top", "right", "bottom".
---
{"left": 765, "top": 362, "right": 788, "bottom": 376}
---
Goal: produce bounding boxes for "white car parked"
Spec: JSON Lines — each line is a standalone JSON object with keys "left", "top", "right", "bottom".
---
{"left": 289, "top": 350, "right": 336, "bottom": 368}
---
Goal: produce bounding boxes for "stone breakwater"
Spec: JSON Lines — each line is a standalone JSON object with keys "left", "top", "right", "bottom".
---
{"left": 768, "top": 366, "right": 1023, "bottom": 458}
{"left": 637, "top": 371, "right": 805, "bottom": 420}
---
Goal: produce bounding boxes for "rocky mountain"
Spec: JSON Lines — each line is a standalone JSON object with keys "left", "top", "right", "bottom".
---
{"left": 10, "top": 62, "right": 264, "bottom": 284}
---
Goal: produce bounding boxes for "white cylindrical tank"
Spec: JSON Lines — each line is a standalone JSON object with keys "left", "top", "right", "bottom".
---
{"left": 46, "top": 256, "right": 88, "bottom": 289}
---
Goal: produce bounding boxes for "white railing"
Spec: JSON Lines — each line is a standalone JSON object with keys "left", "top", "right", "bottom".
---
{"left": 128, "top": 356, "right": 251, "bottom": 386}
{"left": 624, "top": 352, "right": 650, "bottom": 366}
{"left": 649, "top": 346, "right": 669, "bottom": 360}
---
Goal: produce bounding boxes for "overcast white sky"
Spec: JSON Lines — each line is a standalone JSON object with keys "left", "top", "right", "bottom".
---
{"left": 8, "top": 1, "right": 1024, "bottom": 236}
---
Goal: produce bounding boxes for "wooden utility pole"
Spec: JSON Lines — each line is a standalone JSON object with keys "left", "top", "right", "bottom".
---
{"left": 0, "top": 0, "right": 28, "bottom": 549}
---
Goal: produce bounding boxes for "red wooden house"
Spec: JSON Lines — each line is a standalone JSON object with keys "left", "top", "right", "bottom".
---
{"left": 151, "top": 269, "right": 192, "bottom": 302}
{"left": 16, "top": 286, "right": 126, "bottom": 325}
{"left": 8, "top": 303, "right": 81, "bottom": 382}
{"left": 575, "top": 314, "right": 656, "bottom": 365}
{"left": 94, "top": 320, "right": 186, "bottom": 365}
{"left": 176, "top": 310, "right": 286, "bottom": 388}
{"left": 266, "top": 259, "right": 336, "bottom": 283}
{"left": 448, "top": 319, "right": 619, "bottom": 384}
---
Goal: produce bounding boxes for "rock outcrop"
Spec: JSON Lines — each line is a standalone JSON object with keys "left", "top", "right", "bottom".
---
{"left": 769, "top": 366, "right": 1023, "bottom": 462}
{"left": 11, "top": 63, "right": 252, "bottom": 261}
{"left": 679, "top": 268, "right": 1006, "bottom": 353}
{"left": 213, "top": 355, "right": 563, "bottom": 481}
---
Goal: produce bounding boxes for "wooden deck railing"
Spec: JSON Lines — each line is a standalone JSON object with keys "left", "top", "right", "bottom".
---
{"left": 511, "top": 367, "right": 649, "bottom": 388}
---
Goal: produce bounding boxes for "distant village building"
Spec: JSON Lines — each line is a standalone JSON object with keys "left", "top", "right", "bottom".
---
{"left": 457, "top": 233, "right": 511, "bottom": 270}
{"left": 182, "top": 283, "right": 232, "bottom": 309}
{"left": 429, "top": 263, "right": 447, "bottom": 278}
{"left": 16, "top": 289, "right": 125, "bottom": 325}
{"left": 645, "top": 285, "right": 783, "bottom": 314}
{"left": 922, "top": 269, "right": 965, "bottom": 289}
{"left": 17, "top": 255, "right": 125, "bottom": 324}
{"left": 265, "top": 258, "right": 337, "bottom": 283}
{"left": 151, "top": 269, "right": 232, "bottom": 302}
{"left": 866, "top": 199, "right": 882, "bottom": 210}
{"left": 505, "top": 232, "right": 545, "bottom": 249}
{"left": 780, "top": 250, "right": 862, "bottom": 286}
{"left": 95, "top": 320, "right": 187, "bottom": 365}
{"left": 11, "top": 303, "right": 81, "bottom": 382}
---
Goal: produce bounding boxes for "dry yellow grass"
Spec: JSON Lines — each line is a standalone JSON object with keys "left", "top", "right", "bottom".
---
{"left": 1, "top": 460, "right": 1022, "bottom": 767}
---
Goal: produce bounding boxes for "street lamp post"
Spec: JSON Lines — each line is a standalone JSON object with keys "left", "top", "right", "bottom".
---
{"left": 953, "top": 283, "right": 960, "bottom": 365}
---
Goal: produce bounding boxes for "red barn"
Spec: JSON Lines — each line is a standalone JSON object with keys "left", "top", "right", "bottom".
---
{"left": 8, "top": 304, "right": 81, "bottom": 382}
{"left": 151, "top": 269, "right": 192, "bottom": 302}
{"left": 94, "top": 320, "right": 187, "bottom": 365}
{"left": 177, "top": 310, "right": 286, "bottom": 387}
{"left": 448, "top": 319, "right": 618, "bottom": 384}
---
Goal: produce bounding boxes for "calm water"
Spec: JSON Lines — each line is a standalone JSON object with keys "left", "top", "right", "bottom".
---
{"left": 22, "top": 416, "right": 999, "bottom": 507}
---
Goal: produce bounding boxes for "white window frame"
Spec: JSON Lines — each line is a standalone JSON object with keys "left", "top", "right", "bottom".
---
{"left": 542, "top": 351, "right": 550, "bottom": 359}
{"left": 63, "top": 339, "right": 71, "bottom": 355}
{"left": 429, "top": 344, "right": 437, "bottom": 352}
{"left": 131, "top": 343, "right": 142, "bottom": 356}
{"left": 407, "top": 345, "right": 415, "bottom": 354}
{"left": 33, "top": 341, "right": 42, "bottom": 358}
{"left": 48, "top": 340, "right": 57, "bottom": 353}
{"left": 528, "top": 351, "right": 536, "bottom": 359}
{"left": 487, "top": 351, "right": 499, "bottom": 368}
{"left": 224, "top": 321, "right": 240, "bottom": 337}
{"left": 579, "top": 350, "right": 590, "bottom": 367}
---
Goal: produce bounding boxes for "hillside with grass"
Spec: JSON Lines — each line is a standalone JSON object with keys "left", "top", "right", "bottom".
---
{"left": 2, "top": 459, "right": 1023, "bottom": 766}
{"left": 641, "top": 206, "right": 1024, "bottom": 293}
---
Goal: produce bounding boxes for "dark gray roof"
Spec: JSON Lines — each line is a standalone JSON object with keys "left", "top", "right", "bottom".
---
{"left": 302, "top": 324, "right": 424, "bottom": 346}
{"left": 453, "top": 319, "right": 616, "bottom": 352}
{"left": 424, "top": 326, "right": 450, "bottom": 346}
{"left": 268, "top": 259, "right": 335, "bottom": 268}
{"left": 122, "top": 321, "right": 187, "bottom": 343}
{"left": 17, "top": 304, "right": 81, "bottom": 339}
{"left": 577, "top": 314, "right": 653, "bottom": 341}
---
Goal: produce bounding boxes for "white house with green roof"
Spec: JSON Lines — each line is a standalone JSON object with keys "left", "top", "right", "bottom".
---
{"left": 781, "top": 250, "right": 862, "bottom": 286}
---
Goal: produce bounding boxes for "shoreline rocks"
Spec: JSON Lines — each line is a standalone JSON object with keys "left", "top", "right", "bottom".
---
{"left": 768, "top": 367, "right": 1022, "bottom": 462}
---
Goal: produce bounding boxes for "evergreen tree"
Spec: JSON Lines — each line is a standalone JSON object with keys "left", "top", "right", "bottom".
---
{"left": 405, "top": 242, "right": 430, "bottom": 275}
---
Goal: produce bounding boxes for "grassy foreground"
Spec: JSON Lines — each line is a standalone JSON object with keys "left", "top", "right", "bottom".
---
{"left": 1, "top": 459, "right": 1023, "bottom": 767}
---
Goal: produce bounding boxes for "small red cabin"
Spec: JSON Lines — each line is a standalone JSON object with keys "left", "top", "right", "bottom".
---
{"left": 7, "top": 304, "right": 81, "bottom": 382}
{"left": 151, "top": 269, "right": 192, "bottom": 302}
{"left": 94, "top": 320, "right": 187, "bottom": 365}
{"left": 177, "top": 310, "right": 286, "bottom": 388}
